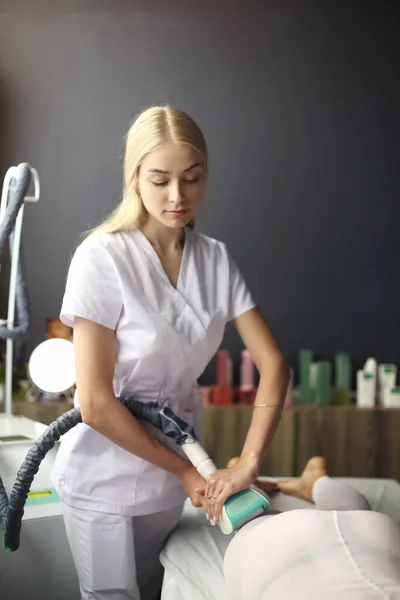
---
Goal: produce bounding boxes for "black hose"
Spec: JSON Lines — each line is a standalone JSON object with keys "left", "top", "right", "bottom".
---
{"left": 0, "top": 399, "right": 197, "bottom": 552}
{"left": 0, "top": 163, "right": 32, "bottom": 340}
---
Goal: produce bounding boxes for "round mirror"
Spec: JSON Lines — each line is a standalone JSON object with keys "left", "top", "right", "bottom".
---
{"left": 28, "top": 338, "right": 76, "bottom": 398}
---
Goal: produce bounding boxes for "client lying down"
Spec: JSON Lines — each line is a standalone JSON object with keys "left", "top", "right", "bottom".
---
{"left": 223, "top": 456, "right": 400, "bottom": 600}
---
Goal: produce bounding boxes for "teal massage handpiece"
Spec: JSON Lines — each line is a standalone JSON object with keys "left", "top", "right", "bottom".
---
{"left": 182, "top": 442, "right": 269, "bottom": 534}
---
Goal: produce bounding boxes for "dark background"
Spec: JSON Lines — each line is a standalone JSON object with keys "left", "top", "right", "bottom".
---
{"left": 0, "top": 0, "right": 399, "bottom": 385}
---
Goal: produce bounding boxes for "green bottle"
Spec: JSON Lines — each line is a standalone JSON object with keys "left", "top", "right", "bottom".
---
{"left": 314, "top": 361, "right": 332, "bottom": 406}
{"left": 299, "top": 349, "right": 313, "bottom": 403}
{"left": 335, "top": 353, "right": 351, "bottom": 389}
{"left": 332, "top": 353, "right": 352, "bottom": 405}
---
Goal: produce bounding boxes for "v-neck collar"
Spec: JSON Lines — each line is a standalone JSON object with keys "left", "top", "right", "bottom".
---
{"left": 134, "top": 226, "right": 191, "bottom": 293}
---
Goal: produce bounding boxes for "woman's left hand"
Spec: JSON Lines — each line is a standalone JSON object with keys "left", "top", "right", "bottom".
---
{"left": 204, "top": 454, "right": 259, "bottom": 525}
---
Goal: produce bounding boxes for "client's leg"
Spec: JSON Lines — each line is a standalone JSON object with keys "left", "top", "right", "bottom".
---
{"left": 277, "top": 457, "right": 371, "bottom": 511}
{"left": 223, "top": 508, "right": 400, "bottom": 599}
{"left": 224, "top": 458, "right": 399, "bottom": 600}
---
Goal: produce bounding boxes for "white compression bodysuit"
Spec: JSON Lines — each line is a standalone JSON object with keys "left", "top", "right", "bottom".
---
{"left": 223, "top": 477, "right": 400, "bottom": 600}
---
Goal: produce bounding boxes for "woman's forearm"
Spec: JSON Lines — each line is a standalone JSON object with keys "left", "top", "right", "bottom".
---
{"left": 83, "top": 394, "right": 191, "bottom": 479}
{"left": 240, "top": 354, "right": 289, "bottom": 474}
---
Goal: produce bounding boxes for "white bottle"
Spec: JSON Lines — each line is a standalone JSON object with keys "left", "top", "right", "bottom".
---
{"left": 387, "top": 388, "right": 400, "bottom": 408}
{"left": 357, "top": 370, "right": 375, "bottom": 407}
{"left": 378, "top": 364, "right": 397, "bottom": 406}
{"left": 364, "top": 357, "right": 378, "bottom": 376}
{"left": 364, "top": 358, "right": 377, "bottom": 384}
{"left": 364, "top": 358, "right": 377, "bottom": 397}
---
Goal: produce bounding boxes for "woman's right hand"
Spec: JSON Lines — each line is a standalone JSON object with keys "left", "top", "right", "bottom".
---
{"left": 179, "top": 464, "right": 206, "bottom": 509}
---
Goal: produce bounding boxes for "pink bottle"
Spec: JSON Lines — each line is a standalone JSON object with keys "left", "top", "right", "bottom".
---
{"left": 213, "top": 350, "right": 234, "bottom": 405}
{"left": 240, "top": 350, "right": 254, "bottom": 390}
{"left": 216, "top": 350, "right": 232, "bottom": 386}
{"left": 238, "top": 350, "right": 257, "bottom": 405}
{"left": 199, "top": 386, "right": 212, "bottom": 407}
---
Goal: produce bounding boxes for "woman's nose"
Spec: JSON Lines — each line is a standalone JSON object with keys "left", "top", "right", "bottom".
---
{"left": 169, "top": 181, "right": 184, "bottom": 204}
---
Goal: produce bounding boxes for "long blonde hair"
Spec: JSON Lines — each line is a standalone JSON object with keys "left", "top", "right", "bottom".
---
{"left": 87, "top": 106, "right": 208, "bottom": 238}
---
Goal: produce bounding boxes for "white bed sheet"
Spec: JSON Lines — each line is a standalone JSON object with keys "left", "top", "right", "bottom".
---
{"left": 160, "top": 478, "right": 400, "bottom": 600}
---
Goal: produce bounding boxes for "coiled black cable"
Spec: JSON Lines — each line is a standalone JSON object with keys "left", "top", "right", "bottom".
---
{"left": 0, "top": 399, "right": 196, "bottom": 552}
{"left": 0, "top": 163, "right": 32, "bottom": 341}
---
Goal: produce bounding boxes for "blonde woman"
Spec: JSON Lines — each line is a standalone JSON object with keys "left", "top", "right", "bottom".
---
{"left": 51, "top": 106, "right": 289, "bottom": 600}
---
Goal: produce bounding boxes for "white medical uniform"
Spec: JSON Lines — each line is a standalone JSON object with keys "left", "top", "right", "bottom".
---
{"left": 51, "top": 226, "right": 255, "bottom": 600}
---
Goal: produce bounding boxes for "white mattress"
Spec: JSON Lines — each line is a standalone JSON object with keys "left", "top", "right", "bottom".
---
{"left": 160, "top": 478, "right": 400, "bottom": 600}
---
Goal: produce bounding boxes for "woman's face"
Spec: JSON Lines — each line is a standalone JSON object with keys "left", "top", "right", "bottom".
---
{"left": 138, "top": 142, "right": 205, "bottom": 229}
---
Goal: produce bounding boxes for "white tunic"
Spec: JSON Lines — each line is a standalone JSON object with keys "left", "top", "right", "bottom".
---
{"left": 51, "top": 227, "right": 255, "bottom": 516}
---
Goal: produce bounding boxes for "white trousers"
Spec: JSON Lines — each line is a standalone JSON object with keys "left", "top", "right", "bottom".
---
{"left": 224, "top": 477, "right": 400, "bottom": 600}
{"left": 62, "top": 501, "right": 183, "bottom": 600}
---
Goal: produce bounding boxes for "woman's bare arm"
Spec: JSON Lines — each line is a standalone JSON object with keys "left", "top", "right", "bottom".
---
{"left": 234, "top": 307, "right": 289, "bottom": 474}
{"left": 203, "top": 308, "right": 289, "bottom": 522}
{"left": 73, "top": 317, "right": 195, "bottom": 481}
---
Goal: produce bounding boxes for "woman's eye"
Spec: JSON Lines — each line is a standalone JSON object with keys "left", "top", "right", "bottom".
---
{"left": 151, "top": 177, "right": 199, "bottom": 187}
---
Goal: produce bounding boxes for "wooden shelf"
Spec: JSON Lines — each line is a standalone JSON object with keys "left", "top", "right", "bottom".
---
{"left": 5, "top": 400, "right": 400, "bottom": 480}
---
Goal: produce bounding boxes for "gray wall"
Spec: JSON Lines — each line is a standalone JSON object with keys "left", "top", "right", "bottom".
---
{"left": 0, "top": 1, "right": 399, "bottom": 384}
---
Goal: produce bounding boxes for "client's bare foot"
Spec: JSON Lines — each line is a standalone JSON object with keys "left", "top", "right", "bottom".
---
{"left": 254, "top": 479, "right": 279, "bottom": 495}
{"left": 276, "top": 456, "right": 328, "bottom": 502}
{"left": 227, "top": 457, "right": 278, "bottom": 495}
